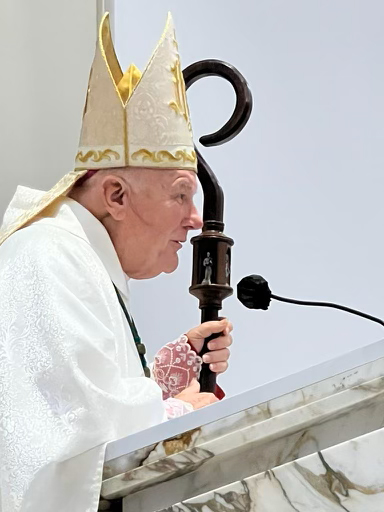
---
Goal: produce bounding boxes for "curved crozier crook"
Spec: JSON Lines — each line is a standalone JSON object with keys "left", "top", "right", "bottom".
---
{"left": 184, "top": 60, "right": 252, "bottom": 393}
{"left": 183, "top": 59, "right": 253, "bottom": 147}
{"left": 183, "top": 59, "right": 253, "bottom": 227}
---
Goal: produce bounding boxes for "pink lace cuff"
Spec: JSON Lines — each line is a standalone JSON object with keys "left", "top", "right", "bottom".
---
{"left": 153, "top": 335, "right": 202, "bottom": 400}
{"left": 164, "top": 398, "right": 194, "bottom": 419}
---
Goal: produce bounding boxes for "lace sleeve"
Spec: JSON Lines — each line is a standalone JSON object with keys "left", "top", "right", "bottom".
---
{"left": 153, "top": 335, "right": 202, "bottom": 399}
{"left": 164, "top": 397, "right": 194, "bottom": 418}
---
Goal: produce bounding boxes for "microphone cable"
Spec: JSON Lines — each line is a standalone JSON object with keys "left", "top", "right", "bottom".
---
{"left": 237, "top": 274, "right": 384, "bottom": 328}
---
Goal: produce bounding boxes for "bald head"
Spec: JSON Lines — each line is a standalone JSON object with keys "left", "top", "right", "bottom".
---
{"left": 69, "top": 167, "right": 145, "bottom": 199}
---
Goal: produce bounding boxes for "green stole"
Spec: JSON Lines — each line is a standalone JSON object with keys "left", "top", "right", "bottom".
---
{"left": 113, "top": 284, "right": 150, "bottom": 377}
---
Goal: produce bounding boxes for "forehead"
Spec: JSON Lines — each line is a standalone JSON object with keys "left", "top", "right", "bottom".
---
{"left": 160, "top": 169, "right": 198, "bottom": 192}
{"left": 173, "top": 171, "right": 197, "bottom": 187}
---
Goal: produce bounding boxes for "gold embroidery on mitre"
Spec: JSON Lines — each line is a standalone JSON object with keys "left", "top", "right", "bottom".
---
{"left": 131, "top": 149, "right": 197, "bottom": 164}
{"left": 99, "top": 13, "right": 124, "bottom": 107}
{"left": 75, "top": 149, "right": 120, "bottom": 163}
{"left": 168, "top": 42, "right": 192, "bottom": 133}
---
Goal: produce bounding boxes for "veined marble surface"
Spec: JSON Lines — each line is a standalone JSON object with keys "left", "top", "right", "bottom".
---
{"left": 159, "top": 426, "right": 384, "bottom": 512}
{"left": 101, "top": 338, "right": 384, "bottom": 510}
{"left": 105, "top": 338, "right": 384, "bottom": 463}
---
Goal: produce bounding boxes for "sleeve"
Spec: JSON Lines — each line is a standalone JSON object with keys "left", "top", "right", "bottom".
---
{"left": 0, "top": 226, "right": 167, "bottom": 512}
{"left": 164, "top": 397, "right": 194, "bottom": 418}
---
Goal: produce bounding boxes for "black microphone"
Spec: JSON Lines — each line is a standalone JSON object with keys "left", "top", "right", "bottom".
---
{"left": 237, "top": 274, "right": 384, "bottom": 328}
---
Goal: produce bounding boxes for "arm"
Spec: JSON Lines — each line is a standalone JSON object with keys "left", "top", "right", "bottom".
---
{"left": 0, "top": 226, "right": 167, "bottom": 510}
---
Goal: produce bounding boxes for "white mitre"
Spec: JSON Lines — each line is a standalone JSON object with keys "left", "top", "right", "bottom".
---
{"left": 0, "top": 12, "right": 196, "bottom": 246}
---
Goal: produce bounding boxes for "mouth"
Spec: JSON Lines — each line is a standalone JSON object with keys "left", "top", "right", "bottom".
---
{"left": 171, "top": 240, "right": 184, "bottom": 249}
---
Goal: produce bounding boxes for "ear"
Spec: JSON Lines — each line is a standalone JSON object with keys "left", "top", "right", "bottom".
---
{"left": 101, "top": 175, "right": 130, "bottom": 221}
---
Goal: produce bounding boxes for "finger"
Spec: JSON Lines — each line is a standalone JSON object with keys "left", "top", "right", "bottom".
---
{"left": 195, "top": 319, "right": 229, "bottom": 339}
{"left": 223, "top": 321, "right": 234, "bottom": 336}
{"left": 208, "top": 335, "right": 233, "bottom": 351}
{"left": 209, "top": 361, "right": 228, "bottom": 374}
{"left": 202, "top": 348, "right": 230, "bottom": 364}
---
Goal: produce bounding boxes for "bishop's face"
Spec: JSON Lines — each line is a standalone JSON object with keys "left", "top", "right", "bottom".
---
{"left": 115, "top": 169, "right": 203, "bottom": 279}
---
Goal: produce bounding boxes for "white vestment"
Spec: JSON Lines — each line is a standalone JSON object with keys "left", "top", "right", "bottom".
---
{"left": 0, "top": 187, "right": 171, "bottom": 512}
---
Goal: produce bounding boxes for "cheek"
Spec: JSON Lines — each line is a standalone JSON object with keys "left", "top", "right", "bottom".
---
{"left": 116, "top": 223, "right": 132, "bottom": 253}
{"left": 157, "top": 207, "right": 184, "bottom": 237}
{"left": 138, "top": 202, "right": 186, "bottom": 252}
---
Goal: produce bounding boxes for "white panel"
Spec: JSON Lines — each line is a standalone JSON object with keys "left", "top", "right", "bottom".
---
{"left": 0, "top": 0, "right": 97, "bottom": 214}
{"left": 113, "top": 0, "right": 384, "bottom": 397}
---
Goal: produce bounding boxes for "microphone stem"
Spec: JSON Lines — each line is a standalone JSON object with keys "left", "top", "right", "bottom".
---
{"left": 271, "top": 294, "right": 384, "bottom": 328}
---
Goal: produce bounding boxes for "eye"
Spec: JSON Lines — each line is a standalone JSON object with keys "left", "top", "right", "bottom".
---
{"left": 175, "top": 193, "right": 187, "bottom": 203}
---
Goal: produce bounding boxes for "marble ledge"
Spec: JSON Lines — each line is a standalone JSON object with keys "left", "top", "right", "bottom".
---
{"left": 157, "top": 426, "right": 384, "bottom": 512}
{"left": 102, "top": 345, "right": 384, "bottom": 506}
{"left": 105, "top": 338, "right": 384, "bottom": 466}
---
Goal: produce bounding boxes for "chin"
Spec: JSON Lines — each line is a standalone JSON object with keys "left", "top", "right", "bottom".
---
{"left": 162, "top": 255, "right": 179, "bottom": 275}
{"left": 134, "top": 258, "right": 179, "bottom": 279}
{"left": 133, "top": 253, "right": 180, "bottom": 279}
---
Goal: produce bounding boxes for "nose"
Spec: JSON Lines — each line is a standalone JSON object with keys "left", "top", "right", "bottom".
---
{"left": 186, "top": 204, "right": 203, "bottom": 231}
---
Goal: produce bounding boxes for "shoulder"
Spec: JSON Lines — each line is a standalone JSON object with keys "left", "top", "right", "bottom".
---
{"left": 0, "top": 222, "right": 107, "bottom": 286}
{"left": 0, "top": 221, "right": 120, "bottom": 332}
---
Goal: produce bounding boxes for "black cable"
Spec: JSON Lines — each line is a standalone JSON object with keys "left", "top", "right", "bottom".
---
{"left": 237, "top": 274, "right": 384, "bottom": 328}
{"left": 271, "top": 294, "right": 384, "bottom": 328}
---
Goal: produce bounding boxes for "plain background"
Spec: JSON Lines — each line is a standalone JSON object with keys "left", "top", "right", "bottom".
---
{"left": 1, "top": 1, "right": 384, "bottom": 397}
{"left": 114, "top": 0, "right": 384, "bottom": 396}
{"left": 0, "top": 0, "right": 97, "bottom": 193}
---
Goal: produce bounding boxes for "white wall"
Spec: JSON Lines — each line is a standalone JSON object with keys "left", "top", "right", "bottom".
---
{"left": 0, "top": 0, "right": 97, "bottom": 201}
{"left": 115, "top": 0, "right": 384, "bottom": 396}
{"left": 2, "top": 1, "right": 383, "bottom": 399}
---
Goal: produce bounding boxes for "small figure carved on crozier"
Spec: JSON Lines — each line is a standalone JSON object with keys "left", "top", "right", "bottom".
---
{"left": 202, "top": 252, "right": 213, "bottom": 285}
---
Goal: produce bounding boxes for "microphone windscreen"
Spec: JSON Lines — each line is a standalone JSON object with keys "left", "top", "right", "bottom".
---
{"left": 237, "top": 275, "right": 272, "bottom": 310}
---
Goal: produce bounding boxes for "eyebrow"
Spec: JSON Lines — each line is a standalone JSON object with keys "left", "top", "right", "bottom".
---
{"left": 174, "top": 181, "right": 197, "bottom": 194}
{"left": 178, "top": 182, "right": 193, "bottom": 190}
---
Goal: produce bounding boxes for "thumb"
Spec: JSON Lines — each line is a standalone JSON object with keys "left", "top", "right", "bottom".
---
{"left": 195, "top": 393, "right": 219, "bottom": 407}
{"left": 186, "top": 378, "right": 201, "bottom": 392}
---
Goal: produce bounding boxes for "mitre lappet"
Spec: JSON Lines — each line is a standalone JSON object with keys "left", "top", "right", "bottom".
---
{"left": 0, "top": 12, "right": 196, "bottom": 246}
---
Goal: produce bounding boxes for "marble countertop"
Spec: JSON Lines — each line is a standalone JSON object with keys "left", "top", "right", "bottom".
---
{"left": 105, "top": 337, "right": 384, "bottom": 462}
{"left": 161, "top": 425, "right": 384, "bottom": 512}
{"left": 101, "top": 337, "right": 384, "bottom": 504}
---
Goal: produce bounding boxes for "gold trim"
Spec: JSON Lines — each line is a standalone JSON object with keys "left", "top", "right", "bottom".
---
{"left": 127, "top": 12, "right": 173, "bottom": 105}
{"left": 98, "top": 13, "right": 124, "bottom": 107}
{"left": 100, "top": 13, "right": 123, "bottom": 87}
{"left": 131, "top": 149, "right": 197, "bottom": 164}
{"left": 0, "top": 170, "right": 88, "bottom": 246}
{"left": 76, "top": 149, "right": 120, "bottom": 163}
{"left": 169, "top": 53, "right": 192, "bottom": 132}
{"left": 169, "top": 27, "right": 192, "bottom": 132}
{"left": 124, "top": 112, "right": 128, "bottom": 166}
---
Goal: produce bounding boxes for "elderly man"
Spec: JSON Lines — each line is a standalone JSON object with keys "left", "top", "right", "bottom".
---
{"left": 0, "top": 12, "right": 231, "bottom": 512}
